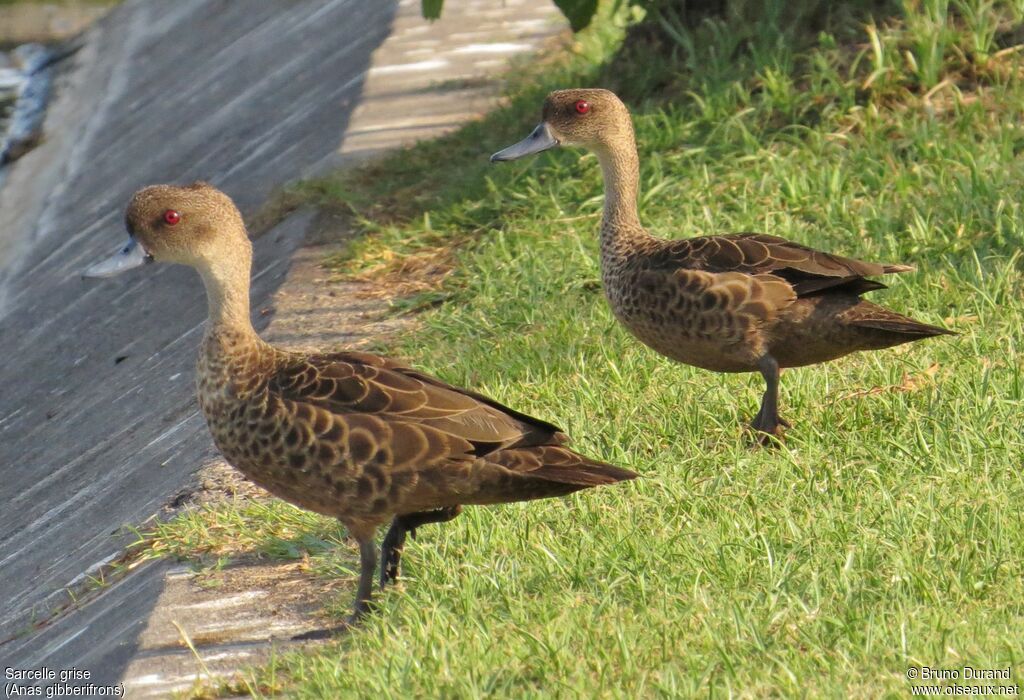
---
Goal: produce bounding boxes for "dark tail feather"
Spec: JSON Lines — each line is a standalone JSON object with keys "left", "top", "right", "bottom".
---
{"left": 493, "top": 445, "right": 638, "bottom": 486}
{"left": 533, "top": 460, "right": 639, "bottom": 487}
{"left": 476, "top": 447, "right": 638, "bottom": 506}
{"left": 853, "top": 317, "right": 957, "bottom": 337}
{"left": 795, "top": 276, "right": 888, "bottom": 297}
{"left": 793, "top": 263, "right": 910, "bottom": 297}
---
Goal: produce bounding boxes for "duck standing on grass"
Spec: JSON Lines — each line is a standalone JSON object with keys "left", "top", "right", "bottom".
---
{"left": 84, "top": 183, "right": 637, "bottom": 624}
{"left": 492, "top": 89, "right": 954, "bottom": 444}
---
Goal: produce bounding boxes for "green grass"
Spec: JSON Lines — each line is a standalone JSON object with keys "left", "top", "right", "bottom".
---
{"left": 149, "top": 2, "right": 1024, "bottom": 696}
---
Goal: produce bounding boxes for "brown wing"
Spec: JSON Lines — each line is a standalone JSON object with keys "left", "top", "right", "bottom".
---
{"left": 267, "top": 350, "right": 562, "bottom": 456}
{"left": 652, "top": 233, "right": 913, "bottom": 297}
{"left": 637, "top": 266, "right": 798, "bottom": 346}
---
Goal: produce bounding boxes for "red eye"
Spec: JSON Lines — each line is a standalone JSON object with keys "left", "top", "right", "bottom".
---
{"left": 163, "top": 209, "right": 181, "bottom": 225}
{"left": 575, "top": 100, "right": 590, "bottom": 114}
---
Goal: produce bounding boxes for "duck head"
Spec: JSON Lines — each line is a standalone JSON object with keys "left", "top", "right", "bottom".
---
{"left": 490, "top": 89, "right": 633, "bottom": 162}
{"left": 84, "top": 182, "right": 250, "bottom": 279}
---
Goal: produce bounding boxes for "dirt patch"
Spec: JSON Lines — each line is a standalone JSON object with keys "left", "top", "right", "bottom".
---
{"left": 0, "top": 2, "right": 112, "bottom": 46}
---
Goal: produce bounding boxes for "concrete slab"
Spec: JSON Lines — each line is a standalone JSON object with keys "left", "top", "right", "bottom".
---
{"left": 120, "top": 561, "right": 341, "bottom": 698}
{"left": 327, "top": 0, "right": 559, "bottom": 167}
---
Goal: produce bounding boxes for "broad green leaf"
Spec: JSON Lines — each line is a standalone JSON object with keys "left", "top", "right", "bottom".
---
{"left": 422, "top": 0, "right": 443, "bottom": 20}
{"left": 421, "top": 0, "right": 598, "bottom": 32}
{"left": 553, "top": 0, "right": 600, "bottom": 31}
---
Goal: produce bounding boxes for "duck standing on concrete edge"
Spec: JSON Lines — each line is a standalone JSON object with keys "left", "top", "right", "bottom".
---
{"left": 84, "top": 182, "right": 637, "bottom": 624}
{"left": 492, "top": 89, "right": 954, "bottom": 444}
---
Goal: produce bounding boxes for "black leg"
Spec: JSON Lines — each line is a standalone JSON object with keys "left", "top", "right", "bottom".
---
{"left": 380, "top": 521, "right": 407, "bottom": 588}
{"left": 750, "top": 354, "right": 789, "bottom": 444}
{"left": 291, "top": 533, "right": 380, "bottom": 639}
{"left": 380, "top": 506, "right": 463, "bottom": 588}
{"left": 349, "top": 537, "right": 378, "bottom": 625}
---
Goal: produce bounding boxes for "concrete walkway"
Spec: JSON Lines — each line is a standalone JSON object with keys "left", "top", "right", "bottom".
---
{"left": 0, "top": 0, "right": 563, "bottom": 692}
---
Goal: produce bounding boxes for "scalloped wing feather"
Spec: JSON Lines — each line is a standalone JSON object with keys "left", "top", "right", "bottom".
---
{"left": 658, "top": 233, "right": 913, "bottom": 297}
{"left": 268, "top": 351, "right": 561, "bottom": 454}
{"left": 658, "top": 268, "right": 798, "bottom": 343}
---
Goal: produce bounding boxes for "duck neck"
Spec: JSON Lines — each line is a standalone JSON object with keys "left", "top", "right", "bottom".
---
{"left": 195, "top": 244, "right": 259, "bottom": 345}
{"left": 594, "top": 132, "right": 648, "bottom": 256}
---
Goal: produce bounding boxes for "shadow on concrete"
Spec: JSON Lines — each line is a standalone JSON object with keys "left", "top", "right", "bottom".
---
{"left": 0, "top": 0, "right": 396, "bottom": 680}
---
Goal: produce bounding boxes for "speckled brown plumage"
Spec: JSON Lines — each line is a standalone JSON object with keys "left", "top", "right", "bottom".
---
{"left": 87, "top": 183, "right": 637, "bottom": 622}
{"left": 493, "top": 89, "right": 954, "bottom": 442}
{"left": 197, "top": 337, "right": 630, "bottom": 526}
